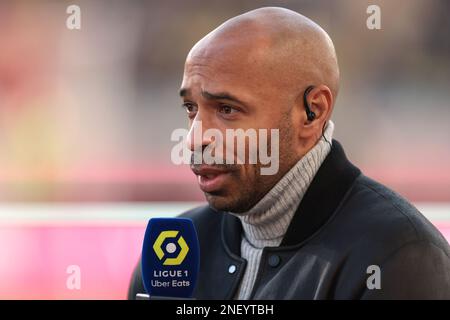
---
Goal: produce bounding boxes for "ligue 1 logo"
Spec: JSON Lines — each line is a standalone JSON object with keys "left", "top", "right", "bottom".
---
{"left": 142, "top": 218, "right": 200, "bottom": 298}
{"left": 153, "top": 230, "right": 189, "bottom": 266}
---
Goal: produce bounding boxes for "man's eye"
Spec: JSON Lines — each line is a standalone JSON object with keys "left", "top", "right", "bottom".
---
{"left": 182, "top": 103, "right": 197, "bottom": 116}
{"left": 218, "top": 105, "right": 238, "bottom": 115}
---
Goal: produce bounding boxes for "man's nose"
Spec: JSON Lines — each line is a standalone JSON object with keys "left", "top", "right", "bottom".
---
{"left": 185, "top": 117, "right": 214, "bottom": 152}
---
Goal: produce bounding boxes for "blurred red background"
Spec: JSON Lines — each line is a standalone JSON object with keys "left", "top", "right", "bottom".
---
{"left": 0, "top": 0, "right": 449, "bottom": 299}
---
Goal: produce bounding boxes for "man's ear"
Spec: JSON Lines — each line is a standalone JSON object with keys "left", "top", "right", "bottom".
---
{"left": 298, "top": 84, "right": 334, "bottom": 140}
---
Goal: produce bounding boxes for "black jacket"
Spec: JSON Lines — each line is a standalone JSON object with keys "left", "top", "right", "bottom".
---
{"left": 128, "top": 140, "right": 450, "bottom": 299}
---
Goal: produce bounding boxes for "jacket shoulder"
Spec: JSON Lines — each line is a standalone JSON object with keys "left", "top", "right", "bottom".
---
{"left": 353, "top": 175, "right": 448, "bottom": 247}
{"left": 325, "top": 175, "right": 450, "bottom": 298}
{"left": 317, "top": 173, "right": 450, "bottom": 263}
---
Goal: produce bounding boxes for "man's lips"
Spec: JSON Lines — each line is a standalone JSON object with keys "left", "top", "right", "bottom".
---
{"left": 190, "top": 165, "right": 231, "bottom": 193}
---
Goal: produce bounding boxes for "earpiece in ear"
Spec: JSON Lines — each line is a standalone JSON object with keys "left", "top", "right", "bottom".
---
{"left": 307, "top": 110, "right": 316, "bottom": 121}
{"left": 303, "top": 85, "right": 316, "bottom": 121}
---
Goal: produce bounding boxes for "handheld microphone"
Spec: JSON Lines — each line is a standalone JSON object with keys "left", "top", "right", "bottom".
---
{"left": 140, "top": 217, "right": 200, "bottom": 299}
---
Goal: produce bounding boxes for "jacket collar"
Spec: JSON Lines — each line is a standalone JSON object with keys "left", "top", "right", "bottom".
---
{"left": 221, "top": 139, "right": 361, "bottom": 253}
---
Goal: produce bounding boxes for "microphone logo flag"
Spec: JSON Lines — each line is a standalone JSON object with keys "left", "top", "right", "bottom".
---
{"left": 153, "top": 230, "right": 189, "bottom": 266}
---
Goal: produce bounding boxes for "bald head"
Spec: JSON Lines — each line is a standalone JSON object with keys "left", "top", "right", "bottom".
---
{"left": 187, "top": 7, "right": 340, "bottom": 102}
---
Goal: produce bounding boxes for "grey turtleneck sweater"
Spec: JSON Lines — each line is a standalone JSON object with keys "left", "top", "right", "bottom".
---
{"left": 230, "top": 120, "right": 335, "bottom": 300}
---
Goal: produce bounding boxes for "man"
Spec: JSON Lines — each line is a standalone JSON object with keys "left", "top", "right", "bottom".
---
{"left": 129, "top": 7, "right": 450, "bottom": 299}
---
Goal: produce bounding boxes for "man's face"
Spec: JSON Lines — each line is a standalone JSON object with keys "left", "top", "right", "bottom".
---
{"left": 179, "top": 44, "right": 301, "bottom": 213}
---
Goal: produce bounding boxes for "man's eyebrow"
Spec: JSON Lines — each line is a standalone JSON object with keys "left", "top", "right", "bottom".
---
{"left": 179, "top": 88, "right": 246, "bottom": 106}
{"left": 179, "top": 88, "right": 190, "bottom": 97}
{"left": 201, "top": 90, "right": 245, "bottom": 105}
